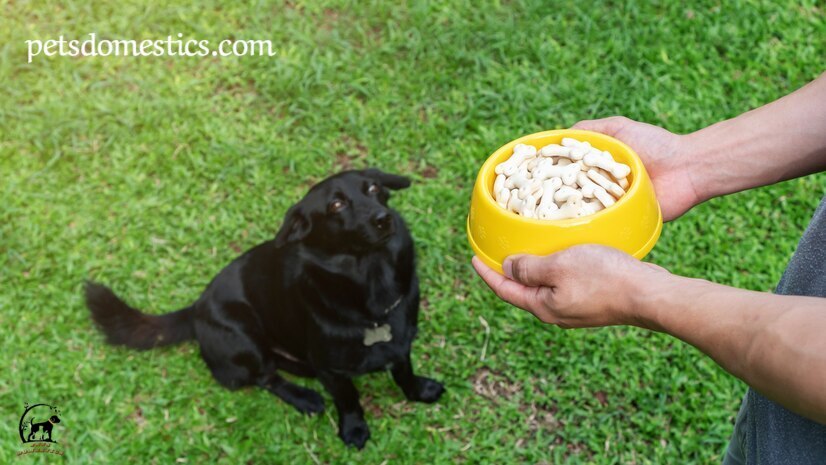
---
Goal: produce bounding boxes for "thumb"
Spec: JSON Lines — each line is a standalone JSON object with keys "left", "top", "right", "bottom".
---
{"left": 503, "top": 254, "right": 559, "bottom": 287}
{"left": 571, "top": 116, "right": 630, "bottom": 137}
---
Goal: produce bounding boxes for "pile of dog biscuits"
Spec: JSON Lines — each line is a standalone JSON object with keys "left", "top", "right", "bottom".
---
{"left": 493, "top": 138, "right": 631, "bottom": 220}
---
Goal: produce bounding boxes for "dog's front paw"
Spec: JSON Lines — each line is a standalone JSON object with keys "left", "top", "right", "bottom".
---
{"left": 408, "top": 376, "right": 445, "bottom": 403}
{"left": 339, "top": 415, "right": 370, "bottom": 449}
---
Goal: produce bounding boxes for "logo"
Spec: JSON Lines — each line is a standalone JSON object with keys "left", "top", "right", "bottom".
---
{"left": 17, "top": 403, "right": 64, "bottom": 457}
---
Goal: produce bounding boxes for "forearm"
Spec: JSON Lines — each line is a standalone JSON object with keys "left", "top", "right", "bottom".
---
{"left": 634, "top": 274, "right": 826, "bottom": 424}
{"left": 682, "top": 72, "right": 826, "bottom": 201}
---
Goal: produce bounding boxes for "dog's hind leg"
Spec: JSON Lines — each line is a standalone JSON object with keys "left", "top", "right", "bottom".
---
{"left": 194, "top": 302, "right": 324, "bottom": 415}
{"left": 258, "top": 370, "right": 325, "bottom": 415}
{"left": 196, "top": 318, "right": 262, "bottom": 390}
{"left": 271, "top": 347, "right": 316, "bottom": 378}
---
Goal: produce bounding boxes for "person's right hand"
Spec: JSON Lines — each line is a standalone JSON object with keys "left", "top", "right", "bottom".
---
{"left": 572, "top": 116, "right": 701, "bottom": 221}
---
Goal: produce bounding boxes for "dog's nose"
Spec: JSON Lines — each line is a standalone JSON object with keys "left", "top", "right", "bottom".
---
{"left": 373, "top": 212, "right": 393, "bottom": 230}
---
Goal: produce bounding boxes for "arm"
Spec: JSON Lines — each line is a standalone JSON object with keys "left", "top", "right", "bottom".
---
{"left": 685, "top": 72, "right": 826, "bottom": 201}
{"left": 573, "top": 72, "right": 826, "bottom": 220}
{"left": 472, "top": 247, "right": 826, "bottom": 425}
{"left": 639, "top": 272, "right": 826, "bottom": 425}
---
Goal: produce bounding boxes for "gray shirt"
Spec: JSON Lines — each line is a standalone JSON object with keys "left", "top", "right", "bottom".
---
{"left": 725, "top": 195, "right": 826, "bottom": 464}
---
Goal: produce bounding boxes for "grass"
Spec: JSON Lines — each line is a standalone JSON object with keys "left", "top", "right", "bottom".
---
{"left": 2, "top": 0, "right": 824, "bottom": 463}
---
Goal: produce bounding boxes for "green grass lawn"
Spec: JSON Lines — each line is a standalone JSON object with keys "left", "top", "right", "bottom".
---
{"left": 2, "top": 1, "right": 824, "bottom": 463}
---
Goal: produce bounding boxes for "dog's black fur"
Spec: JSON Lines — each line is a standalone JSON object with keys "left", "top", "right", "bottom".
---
{"left": 85, "top": 169, "right": 444, "bottom": 449}
{"left": 29, "top": 415, "right": 60, "bottom": 442}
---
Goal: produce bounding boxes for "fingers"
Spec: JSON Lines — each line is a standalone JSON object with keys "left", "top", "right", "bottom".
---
{"left": 571, "top": 116, "right": 633, "bottom": 136}
{"left": 502, "top": 254, "right": 560, "bottom": 287}
{"left": 471, "top": 256, "right": 544, "bottom": 311}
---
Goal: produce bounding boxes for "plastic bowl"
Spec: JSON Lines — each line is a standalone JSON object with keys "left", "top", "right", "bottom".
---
{"left": 467, "top": 129, "right": 662, "bottom": 273}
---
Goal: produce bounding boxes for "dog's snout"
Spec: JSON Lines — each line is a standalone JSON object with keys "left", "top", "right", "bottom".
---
{"left": 373, "top": 212, "right": 393, "bottom": 230}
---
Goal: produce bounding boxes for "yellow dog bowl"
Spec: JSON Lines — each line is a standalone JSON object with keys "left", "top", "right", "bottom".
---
{"left": 467, "top": 129, "right": 662, "bottom": 273}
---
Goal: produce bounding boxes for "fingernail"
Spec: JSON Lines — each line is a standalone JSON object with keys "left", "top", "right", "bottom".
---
{"left": 502, "top": 259, "right": 513, "bottom": 279}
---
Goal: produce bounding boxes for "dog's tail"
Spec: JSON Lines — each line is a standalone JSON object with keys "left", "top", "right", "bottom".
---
{"left": 84, "top": 281, "right": 196, "bottom": 350}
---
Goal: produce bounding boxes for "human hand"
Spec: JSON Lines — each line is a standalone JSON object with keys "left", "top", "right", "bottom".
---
{"left": 471, "top": 245, "right": 670, "bottom": 328}
{"left": 572, "top": 116, "right": 701, "bottom": 221}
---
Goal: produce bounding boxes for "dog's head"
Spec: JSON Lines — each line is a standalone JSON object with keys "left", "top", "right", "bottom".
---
{"left": 49, "top": 416, "right": 60, "bottom": 424}
{"left": 275, "top": 168, "right": 411, "bottom": 251}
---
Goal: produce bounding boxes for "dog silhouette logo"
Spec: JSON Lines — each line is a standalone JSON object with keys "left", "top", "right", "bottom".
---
{"left": 19, "top": 403, "right": 61, "bottom": 444}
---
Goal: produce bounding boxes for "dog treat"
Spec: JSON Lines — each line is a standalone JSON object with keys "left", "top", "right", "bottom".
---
{"left": 583, "top": 150, "right": 631, "bottom": 180}
{"left": 542, "top": 197, "right": 583, "bottom": 221}
{"left": 561, "top": 162, "right": 581, "bottom": 186}
{"left": 495, "top": 143, "right": 536, "bottom": 176}
{"left": 553, "top": 185, "right": 582, "bottom": 204}
{"left": 536, "top": 178, "right": 562, "bottom": 219}
{"left": 522, "top": 193, "right": 538, "bottom": 218}
{"left": 494, "top": 173, "right": 506, "bottom": 193}
{"left": 506, "top": 188, "right": 521, "bottom": 213}
{"left": 593, "top": 186, "right": 616, "bottom": 208}
{"left": 575, "top": 171, "right": 599, "bottom": 198}
{"left": 539, "top": 144, "right": 571, "bottom": 158}
{"left": 495, "top": 187, "right": 510, "bottom": 209}
{"left": 505, "top": 172, "right": 531, "bottom": 191}
{"left": 580, "top": 198, "right": 605, "bottom": 216}
{"left": 493, "top": 137, "right": 630, "bottom": 220}
{"left": 586, "top": 168, "right": 625, "bottom": 198}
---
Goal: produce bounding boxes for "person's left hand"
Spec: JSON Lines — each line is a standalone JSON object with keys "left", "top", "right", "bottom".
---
{"left": 471, "top": 245, "right": 670, "bottom": 328}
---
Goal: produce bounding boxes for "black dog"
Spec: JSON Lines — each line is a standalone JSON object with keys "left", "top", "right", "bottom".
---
{"left": 85, "top": 168, "right": 444, "bottom": 448}
{"left": 28, "top": 415, "right": 60, "bottom": 442}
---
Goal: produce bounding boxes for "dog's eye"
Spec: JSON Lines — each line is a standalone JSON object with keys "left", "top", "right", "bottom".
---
{"left": 328, "top": 199, "right": 346, "bottom": 214}
{"left": 367, "top": 183, "right": 381, "bottom": 195}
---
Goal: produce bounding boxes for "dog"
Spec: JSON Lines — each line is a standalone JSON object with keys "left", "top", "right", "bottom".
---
{"left": 28, "top": 415, "right": 60, "bottom": 442}
{"left": 84, "top": 168, "right": 444, "bottom": 449}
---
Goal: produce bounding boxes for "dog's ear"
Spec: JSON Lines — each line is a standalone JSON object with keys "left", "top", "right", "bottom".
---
{"left": 364, "top": 168, "right": 411, "bottom": 190}
{"left": 275, "top": 204, "right": 312, "bottom": 247}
